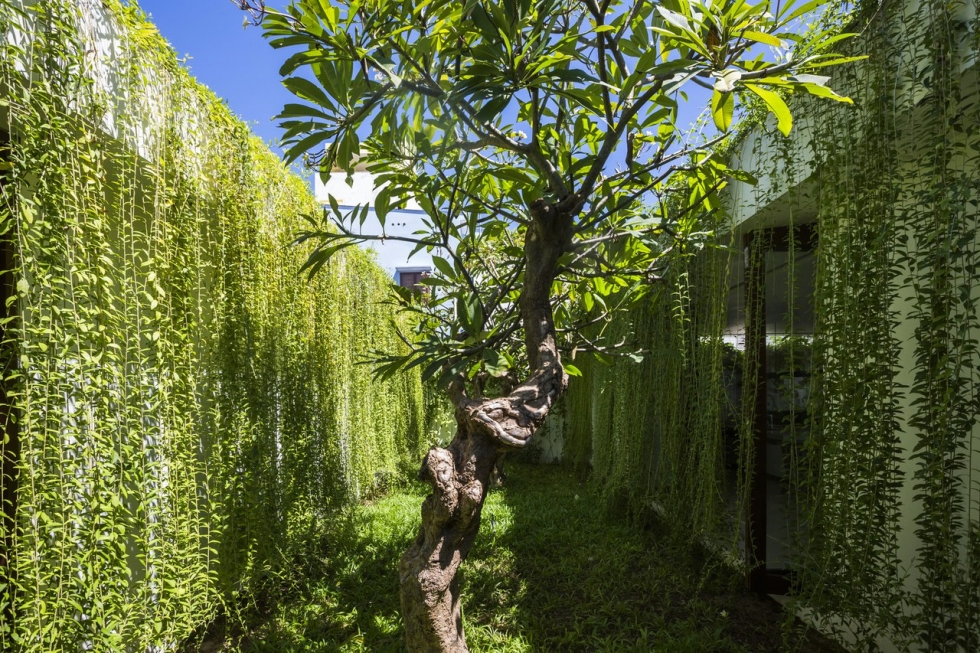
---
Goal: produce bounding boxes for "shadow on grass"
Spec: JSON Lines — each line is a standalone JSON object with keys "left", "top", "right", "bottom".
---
{"left": 201, "top": 464, "right": 843, "bottom": 653}
{"left": 195, "top": 487, "right": 422, "bottom": 653}
{"left": 463, "top": 465, "right": 844, "bottom": 652}
{"left": 464, "top": 465, "right": 747, "bottom": 652}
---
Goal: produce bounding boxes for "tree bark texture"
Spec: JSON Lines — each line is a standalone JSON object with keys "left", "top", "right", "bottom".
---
{"left": 399, "top": 200, "right": 575, "bottom": 652}
{"left": 398, "top": 426, "right": 497, "bottom": 652}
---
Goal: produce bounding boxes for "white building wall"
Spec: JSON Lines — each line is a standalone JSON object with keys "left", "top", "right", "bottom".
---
{"left": 724, "top": 1, "right": 980, "bottom": 649}
{"left": 315, "top": 167, "right": 438, "bottom": 275}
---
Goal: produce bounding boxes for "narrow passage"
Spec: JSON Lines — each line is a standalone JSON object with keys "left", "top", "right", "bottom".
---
{"left": 200, "top": 465, "right": 842, "bottom": 653}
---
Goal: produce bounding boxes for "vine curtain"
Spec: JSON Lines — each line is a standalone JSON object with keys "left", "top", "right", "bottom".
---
{"left": 565, "top": 1, "right": 980, "bottom": 650}
{"left": 0, "top": 1, "right": 430, "bottom": 650}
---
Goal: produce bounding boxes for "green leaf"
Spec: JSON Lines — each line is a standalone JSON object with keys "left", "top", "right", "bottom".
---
{"left": 787, "top": 74, "right": 831, "bottom": 86}
{"left": 432, "top": 255, "right": 455, "bottom": 279}
{"left": 483, "top": 349, "right": 511, "bottom": 377}
{"left": 803, "top": 55, "right": 867, "bottom": 69}
{"left": 593, "top": 351, "right": 613, "bottom": 366}
{"left": 711, "top": 89, "right": 734, "bottom": 132}
{"left": 421, "top": 356, "right": 448, "bottom": 383}
{"left": 799, "top": 83, "right": 853, "bottom": 104}
{"left": 276, "top": 103, "right": 334, "bottom": 121}
{"left": 744, "top": 83, "right": 792, "bottom": 136}
{"left": 656, "top": 7, "right": 692, "bottom": 33}
{"left": 472, "top": 95, "right": 511, "bottom": 123}
{"left": 742, "top": 30, "right": 783, "bottom": 48}
{"left": 437, "top": 360, "right": 470, "bottom": 389}
{"left": 778, "top": 0, "right": 824, "bottom": 23}
{"left": 282, "top": 76, "right": 333, "bottom": 108}
{"left": 727, "top": 169, "right": 758, "bottom": 185}
{"left": 282, "top": 129, "right": 332, "bottom": 165}
{"left": 278, "top": 50, "right": 319, "bottom": 77}
{"left": 808, "top": 33, "right": 860, "bottom": 52}
{"left": 457, "top": 293, "right": 483, "bottom": 337}
{"left": 375, "top": 188, "right": 391, "bottom": 225}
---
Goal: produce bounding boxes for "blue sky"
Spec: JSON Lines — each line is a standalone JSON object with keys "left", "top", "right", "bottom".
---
{"left": 136, "top": 0, "right": 442, "bottom": 274}
{"left": 134, "top": 0, "right": 715, "bottom": 274}
{"left": 136, "top": 0, "right": 715, "bottom": 168}
{"left": 138, "top": 1, "right": 291, "bottom": 155}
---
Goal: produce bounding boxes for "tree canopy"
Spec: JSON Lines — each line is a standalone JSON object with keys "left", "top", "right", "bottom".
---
{"left": 236, "top": 0, "right": 854, "bottom": 394}
{"left": 237, "top": 0, "right": 852, "bottom": 391}
{"left": 236, "top": 1, "right": 855, "bottom": 648}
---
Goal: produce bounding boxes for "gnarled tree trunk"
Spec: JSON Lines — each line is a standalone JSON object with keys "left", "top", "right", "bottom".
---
{"left": 397, "top": 425, "right": 496, "bottom": 652}
{"left": 397, "top": 367, "right": 566, "bottom": 651}
{"left": 399, "top": 200, "right": 575, "bottom": 652}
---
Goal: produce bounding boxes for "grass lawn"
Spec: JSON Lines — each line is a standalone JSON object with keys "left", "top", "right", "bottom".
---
{"left": 198, "top": 464, "right": 841, "bottom": 652}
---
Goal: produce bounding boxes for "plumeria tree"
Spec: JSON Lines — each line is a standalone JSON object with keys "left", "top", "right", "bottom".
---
{"left": 237, "top": 0, "right": 852, "bottom": 650}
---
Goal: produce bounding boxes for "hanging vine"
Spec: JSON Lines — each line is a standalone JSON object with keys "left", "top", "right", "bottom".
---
{"left": 0, "top": 1, "right": 432, "bottom": 651}
{"left": 566, "top": 237, "right": 733, "bottom": 540}
{"left": 565, "top": 1, "right": 980, "bottom": 651}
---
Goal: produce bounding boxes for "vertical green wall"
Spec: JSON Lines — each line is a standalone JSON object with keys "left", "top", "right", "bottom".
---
{"left": 0, "top": 1, "right": 431, "bottom": 650}
{"left": 564, "top": 2, "right": 980, "bottom": 650}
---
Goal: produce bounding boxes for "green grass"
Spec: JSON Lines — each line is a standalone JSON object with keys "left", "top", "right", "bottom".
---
{"left": 203, "top": 464, "right": 838, "bottom": 652}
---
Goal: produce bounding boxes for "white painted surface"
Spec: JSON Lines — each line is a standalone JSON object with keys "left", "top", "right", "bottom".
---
{"left": 315, "top": 167, "right": 440, "bottom": 276}
{"left": 355, "top": 208, "right": 440, "bottom": 276}
{"left": 725, "top": 3, "right": 980, "bottom": 649}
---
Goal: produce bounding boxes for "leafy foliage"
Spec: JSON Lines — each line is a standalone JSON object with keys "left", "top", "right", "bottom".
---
{"left": 777, "top": 1, "right": 980, "bottom": 649}
{"left": 218, "top": 464, "right": 840, "bottom": 653}
{"left": 565, "top": 1, "right": 980, "bottom": 650}
{"left": 564, "top": 244, "right": 733, "bottom": 541}
{"left": 240, "top": 0, "right": 855, "bottom": 390}
{"left": 0, "top": 1, "right": 434, "bottom": 651}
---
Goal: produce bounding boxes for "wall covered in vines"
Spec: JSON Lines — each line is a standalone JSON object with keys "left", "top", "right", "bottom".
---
{"left": 563, "top": 243, "right": 735, "bottom": 541}
{"left": 0, "top": 1, "right": 430, "bottom": 651}
{"left": 784, "top": 1, "right": 980, "bottom": 650}
{"left": 565, "top": 1, "right": 980, "bottom": 651}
